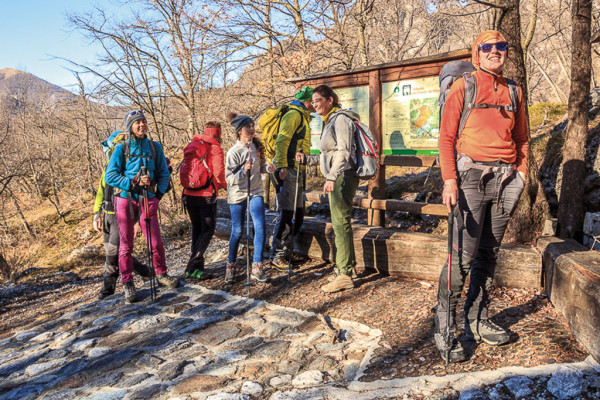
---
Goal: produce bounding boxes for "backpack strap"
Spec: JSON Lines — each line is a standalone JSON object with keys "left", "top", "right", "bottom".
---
{"left": 457, "top": 73, "right": 476, "bottom": 137}
{"left": 458, "top": 74, "right": 519, "bottom": 137}
{"left": 148, "top": 140, "right": 158, "bottom": 190}
{"left": 506, "top": 78, "right": 519, "bottom": 114}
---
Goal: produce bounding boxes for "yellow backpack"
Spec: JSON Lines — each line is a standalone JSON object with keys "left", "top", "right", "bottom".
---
{"left": 258, "top": 105, "right": 303, "bottom": 161}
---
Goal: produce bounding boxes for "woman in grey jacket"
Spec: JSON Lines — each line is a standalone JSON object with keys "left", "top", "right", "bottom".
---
{"left": 224, "top": 113, "right": 271, "bottom": 284}
{"left": 312, "top": 85, "right": 360, "bottom": 293}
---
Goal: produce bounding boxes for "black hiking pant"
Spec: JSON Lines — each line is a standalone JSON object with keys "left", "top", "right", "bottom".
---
{"left": 274, "top": 170, "right": 304, "bottom": 259}
{"left": 100, "top": 213, "right": 150, "bottom": 297}
{"left": 274, "top": 208, "right": 304, "bottom": 259}
{"left": 184, "top": 195, "right": 217, "bottom": 273}
{"left": 435, "top": 165, "right": 525, "bottom": 332}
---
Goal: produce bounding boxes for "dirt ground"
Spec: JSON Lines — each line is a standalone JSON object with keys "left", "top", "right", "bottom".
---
{"left": 0, "top": 235, "right": 588, "bottom": 383}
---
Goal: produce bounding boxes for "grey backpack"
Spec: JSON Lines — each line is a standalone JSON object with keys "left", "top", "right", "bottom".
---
{"left": 438, "top": 60, "right": 519, "bottom": 137}
{"left": 331, "top": 111, "right": 380, "bottom": 180}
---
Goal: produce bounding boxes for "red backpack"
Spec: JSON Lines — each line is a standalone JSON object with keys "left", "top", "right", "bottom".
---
{"left": 180, "top": 140, "right": 213, "bottom": 191}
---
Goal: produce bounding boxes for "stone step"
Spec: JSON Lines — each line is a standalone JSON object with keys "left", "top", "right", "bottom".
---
{"left": 537, "top": 236, "right": 600, "bottom": 364}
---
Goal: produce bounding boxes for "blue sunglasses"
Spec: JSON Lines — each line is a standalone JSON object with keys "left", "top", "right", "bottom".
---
{"left": 479, "top": 41, "right": 508, "bottom": 53}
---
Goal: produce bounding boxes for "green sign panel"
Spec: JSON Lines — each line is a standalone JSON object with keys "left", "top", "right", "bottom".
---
{"left": 382, "top": 77, "right": 440, "bottom": 156}
{"left": 309, "top": 86, "right": 370, "bottom": 154}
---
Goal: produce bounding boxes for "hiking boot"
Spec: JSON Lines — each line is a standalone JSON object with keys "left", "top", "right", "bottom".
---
{"left": 465, "top": 319, "right": 510, "bottom": 346}
{"left": 251, "top": 262, "right": 270, "bottom": 283}
{"left": 98, "top": 291, "right": 113, "bottom": 301}
{"left": 434, "top": 331, "right": 467, "bottom": 363}
{"left": 124, "top": 281, "right": 137, "bottom": 304}
{"left": 321, "top": 274, "right": 354, "bottom": 293}
{"left": 271, "top": 257, "right": 291, "bottom": 272}
{"left": 327, "top": 266, "right": 357, "bottom": 282}
{"left": 224, "top": 262, "right": 236, "bottom": 284}
{"left": 290, "top": 252, "right": 309, "bottom": 264}
{"left": 157, "top": 273, "right": 180, "bottom": 289}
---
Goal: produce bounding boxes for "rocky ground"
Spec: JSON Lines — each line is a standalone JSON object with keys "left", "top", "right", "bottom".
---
{"left": 1, "top": 237, "right": 600, "bottom": 399}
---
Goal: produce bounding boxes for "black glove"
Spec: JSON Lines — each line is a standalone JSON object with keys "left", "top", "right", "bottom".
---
{"left": 155, "top": 191, "right": 164, "bottom": 201}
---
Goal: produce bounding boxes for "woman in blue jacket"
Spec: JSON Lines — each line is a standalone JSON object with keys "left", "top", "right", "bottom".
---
{"left": 105, "top": 110, "right": 178, "bottom": 303}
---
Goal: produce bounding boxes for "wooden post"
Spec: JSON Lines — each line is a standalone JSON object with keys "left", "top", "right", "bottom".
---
{"left": 368, "top": 69, "right": 385, "bottom": 227}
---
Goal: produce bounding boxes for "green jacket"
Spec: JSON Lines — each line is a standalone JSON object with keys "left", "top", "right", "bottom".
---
{"left": 274, "top": 103, "right": 311, "bottom": 171}
{"left": 93, "top": 170, "right": 115, "bottom": 215}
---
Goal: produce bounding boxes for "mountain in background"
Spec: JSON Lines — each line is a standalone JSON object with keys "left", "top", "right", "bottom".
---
{"left": 0, "top": 68, "right": 75, "bottom": 104}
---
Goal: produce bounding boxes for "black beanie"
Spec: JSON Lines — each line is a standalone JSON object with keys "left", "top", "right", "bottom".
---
{"left": 230, "top": 114, "right": 254, "bottom": 134}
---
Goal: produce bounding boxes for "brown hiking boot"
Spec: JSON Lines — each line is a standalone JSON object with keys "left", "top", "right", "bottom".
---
{"left": 321, "top": 274, "right": 354, "bottom": 293}
{"left": 251, "top": 262, "right": 270, "bottom": 283}
{"left": 271, "top": 257, "right": 291, "bottom": 272}
{"left": 327, "top": 266, "right": 357, "bottom": 282}
{"left": 224, "top": 262, "right": 236, "bottom": 284}
{"left": 157, "top": 273, "right": 179, "bottom": 289}
{"left": 123, "top": 281, "right": 137, "bottom": 303}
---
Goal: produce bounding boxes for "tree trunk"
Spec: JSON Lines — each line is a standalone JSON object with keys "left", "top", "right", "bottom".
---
{"left": 498, "top": 0, "right": 529, "bottom": 106}
{"left": 8, "top": 189, "right": 35, "bottom": 238}
{"left": 557, "top": 0, "right": 592, "bottom": 240}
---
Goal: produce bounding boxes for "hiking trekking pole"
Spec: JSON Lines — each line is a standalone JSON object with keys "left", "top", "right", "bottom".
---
{"left": 445, "top": 204, "right": 464, "bottom": 364}
{"left": 140, "top": 166, "right": 157, "bottom": 301}
{"left": 245, "top": 147, "right": 252, "bottom": 297}
{"left": 287, "top": 148, "right": 303, "bottom": 280}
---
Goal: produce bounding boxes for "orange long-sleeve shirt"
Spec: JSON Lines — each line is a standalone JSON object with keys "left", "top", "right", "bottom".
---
{"left": 438, "top": 69, "right": 529, "bottom": 182}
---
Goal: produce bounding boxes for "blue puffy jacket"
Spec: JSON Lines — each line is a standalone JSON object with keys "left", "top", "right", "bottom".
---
{"left": 105, "top": 137, "right": 170, "bottom": 200}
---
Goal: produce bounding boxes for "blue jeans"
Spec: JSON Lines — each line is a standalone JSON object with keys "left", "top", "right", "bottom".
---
{"left": 229, "top": 196, "right": 265, "bottom": 264}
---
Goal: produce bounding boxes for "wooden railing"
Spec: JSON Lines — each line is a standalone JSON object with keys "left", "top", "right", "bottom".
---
{"left": 303, "top": 155, "right": 446, "bottom": 219}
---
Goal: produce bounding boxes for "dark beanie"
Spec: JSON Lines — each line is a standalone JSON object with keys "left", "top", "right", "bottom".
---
{"left": 124, "top": 110, "right": 147, "bottom": 134}
{"left": 230, "top": 114, "right": 254, "bottom": 134}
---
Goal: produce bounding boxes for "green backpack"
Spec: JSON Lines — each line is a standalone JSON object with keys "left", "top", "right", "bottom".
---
{"left": 258, "top": 105, "right": 304, "bottom": 161}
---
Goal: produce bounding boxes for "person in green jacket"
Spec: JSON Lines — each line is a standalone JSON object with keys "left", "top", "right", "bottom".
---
{"left": 270, "top": 87, "right": 314, "bottom": 271}
{"left": 93, "top": 131, "right": 151, "bottom": 300}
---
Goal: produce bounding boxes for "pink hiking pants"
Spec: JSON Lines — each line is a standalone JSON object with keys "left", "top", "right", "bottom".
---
{"left": 115, "top": 196, "right": 167, "bottom": 284}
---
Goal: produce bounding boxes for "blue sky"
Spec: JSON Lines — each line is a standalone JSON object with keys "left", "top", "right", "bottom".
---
{"left": 0, "top": 1, "right": 122, "bottom": 92}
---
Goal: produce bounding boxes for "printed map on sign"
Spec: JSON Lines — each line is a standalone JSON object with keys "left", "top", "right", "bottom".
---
{"left": 309, "top": 86, "right": 369, "bottom": 154}
{"left": 382, "top": 77, "right": 440, "bottom": 155}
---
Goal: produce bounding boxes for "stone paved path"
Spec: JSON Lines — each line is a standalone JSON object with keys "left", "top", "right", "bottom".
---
{"left": 0, "top": 281, "right": 382, "bottom": 400}
{"left": 2, "top": 238, "right": 600, "bottom": 399}
{"left": 1, "top": 278, "right": 600, "bottom": 399}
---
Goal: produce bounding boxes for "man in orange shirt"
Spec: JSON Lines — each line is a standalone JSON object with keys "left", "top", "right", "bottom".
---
{"left": 434, "top": 30, "right": 529, "bottom": 363}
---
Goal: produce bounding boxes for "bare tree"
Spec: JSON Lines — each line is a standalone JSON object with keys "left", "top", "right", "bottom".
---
{"left": 557, "top": 0, "right": 593, "bottom": 239}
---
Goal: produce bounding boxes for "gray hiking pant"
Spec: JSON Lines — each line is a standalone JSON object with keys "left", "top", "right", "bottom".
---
{"left": 100, "top": 213, "right": 150, "bottom": 297}
{"left": 435, "top": 164, "right": 525, "bottom": 332}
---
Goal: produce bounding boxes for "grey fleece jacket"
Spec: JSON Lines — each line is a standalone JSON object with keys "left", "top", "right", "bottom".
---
{"left": 319, "top": 109, "right": 360, "bottom": 182}
{"left": 225, "top": 140, "right": 266, "bottom": 204}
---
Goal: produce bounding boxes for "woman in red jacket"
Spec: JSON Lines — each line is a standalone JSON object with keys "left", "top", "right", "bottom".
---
{"left": 181, "top": 121, "right": 227, "bottom": 279}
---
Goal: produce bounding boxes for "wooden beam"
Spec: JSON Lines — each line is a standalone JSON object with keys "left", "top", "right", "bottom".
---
{"left": 368, "top": 69, "right": 385, "bottom": 226}
{"left": 380, "top": 64, "right": 444, "bottom": 83}
{"left": 304, "top": 190, "right": 448, "bottom": 216}
{"left": 381, "top": 155, "right": 438, "bottom": 167}
{"left": 295, "top": 218, "right": 542, "bottom": 288}
{"left": 288, "top": 49, "right": 471, "bottom": 83}
{"left": 295, "top": 74, "right": 370, "bottom": 90}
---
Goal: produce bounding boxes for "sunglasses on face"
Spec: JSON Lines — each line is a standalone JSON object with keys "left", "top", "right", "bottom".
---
{"left": 479, "top": 41, "right": 508, "bottom": 53}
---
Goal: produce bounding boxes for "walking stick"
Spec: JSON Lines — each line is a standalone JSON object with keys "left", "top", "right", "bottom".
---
{"left": 140, "top": 166, "right": 157, "bottom": 301}
{"left": 245, "top": 144, "right": 252, "bottom": 296}
{"left": 287, "top": 149, "right": 303, "bottom": 280}
{"left": 445, "top": 204, "right": 464, "bottom": 364}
